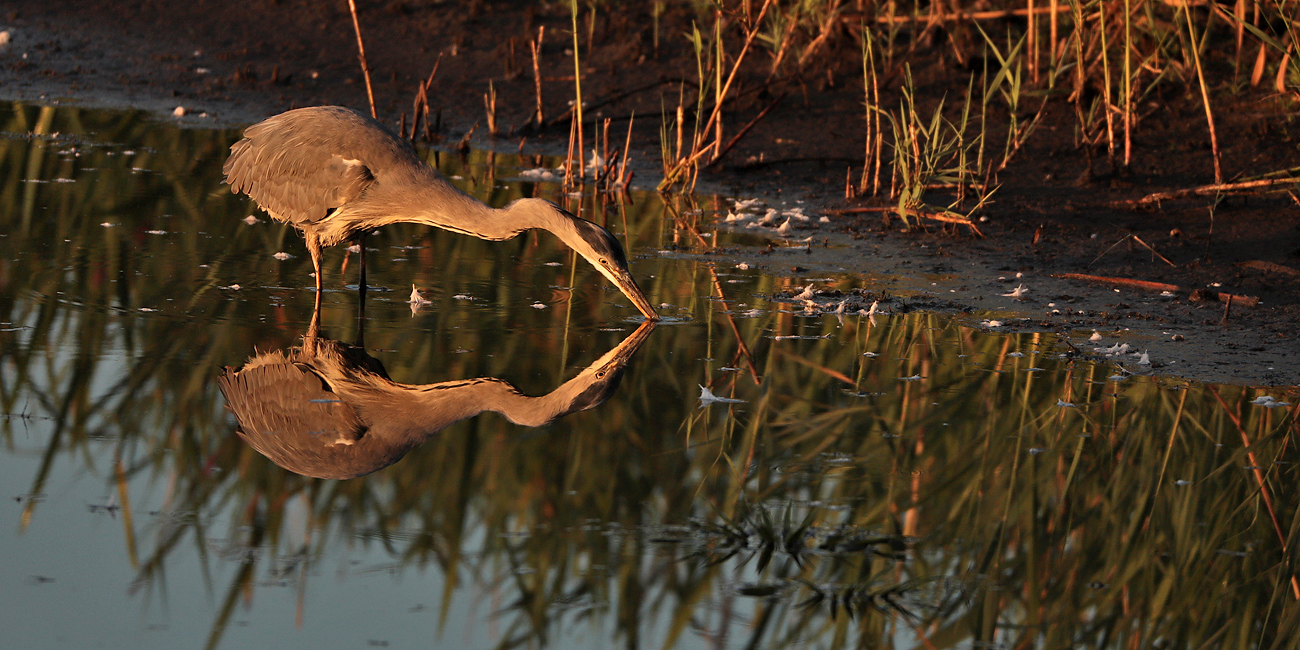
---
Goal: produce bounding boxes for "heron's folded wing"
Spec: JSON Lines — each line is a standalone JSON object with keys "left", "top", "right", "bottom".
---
{"left": 217, "top": 357, "right": 367, "bottom": 444}
{"left": 223, "top": 111, "right": 377, "bottom": 225}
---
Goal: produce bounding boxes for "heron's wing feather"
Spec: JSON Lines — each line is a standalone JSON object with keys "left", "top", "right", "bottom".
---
{"left": 217, "top": 353, "right": 367, "bottom": 444}
{"left": 223, "top": 106, "right": 409, "bottom": 226}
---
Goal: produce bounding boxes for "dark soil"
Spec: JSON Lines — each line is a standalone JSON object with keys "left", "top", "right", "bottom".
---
{"left": 3, "top": 0, "right": 1298, "bottom": 386}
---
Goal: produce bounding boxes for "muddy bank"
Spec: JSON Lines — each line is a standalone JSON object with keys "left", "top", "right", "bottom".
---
{"left": 1, "top": 0, "right": 1296, "bottom": 386}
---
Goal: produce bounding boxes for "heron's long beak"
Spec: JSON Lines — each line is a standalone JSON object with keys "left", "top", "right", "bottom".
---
{"left": 606, "top": 267, "right": 659, "bottom": 321}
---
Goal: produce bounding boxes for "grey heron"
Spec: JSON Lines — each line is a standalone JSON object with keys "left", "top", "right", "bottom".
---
{"left": 223, "top": 105, "right": 658, "bottom": 320}
{"left": 218, "top": 312, "right": 656, "bottom": 479}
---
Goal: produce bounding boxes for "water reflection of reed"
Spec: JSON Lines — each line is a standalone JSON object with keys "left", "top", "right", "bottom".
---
{"left": 3, "top": 103, "right": 1299, "bottom": 650}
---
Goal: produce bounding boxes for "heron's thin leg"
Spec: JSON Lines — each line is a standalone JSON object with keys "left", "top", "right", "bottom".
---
{"left": 305, "top": 294, "right": 322, "bottom": 355}
{"left": 357, "top": 232, "right": 368, "bottom": 300}
{"left": 306, "top": 231, "right": 324, "bottom": 314}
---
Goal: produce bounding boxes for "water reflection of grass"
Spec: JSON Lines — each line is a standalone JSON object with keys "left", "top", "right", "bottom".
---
{"left": 3, "top": 103, "right": 1300, "bottom": 649}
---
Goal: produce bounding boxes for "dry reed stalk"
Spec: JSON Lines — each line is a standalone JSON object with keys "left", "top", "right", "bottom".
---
{"left": 346, "top": 0, "right": 377, "bottom": 119}
{"left": 859, "top": 28, "right": 883, "bottom": 197}
{"left": 1182, "top": 4, "right": 1222, "bottom": 184}
{"left": 1028, "top": 0, "right": 1038, "bottom": 84}
{"left": 601, "top": 118, "right": 611, "bottom": 179}
{"left": 531, "top": 26, "right": 546, "bottom": 125}
{"left": 484, "top": 81, "right": 498, "bottom": 137}
{"left": 570, "top": 1, "right": 585, "bottom": 181}
{"left": 1050, "top": 0, "right": 1059, "bottom": 71}
{"left": 409, "top": 59, "right": 440, "bottom": 142}
{"left": 564, "top": 111, "right": 577, "bottom": 192}
{"left": 695, "top": 0, "right": 777, "bottom": 162}
{"left": 860, "top": 5, "right": 1070, "bottom": 25}
{"left": 618, "top": 113, "right": 635, "bottom": 187}
{"left": 675, "top": 104, "right": 685, "bottom": 166}
{"left": 1098, "top": 1, "right": 1116, "bottom": 169}
{"left": 1251, "top": 42, "right": 1268, "bottom": 87}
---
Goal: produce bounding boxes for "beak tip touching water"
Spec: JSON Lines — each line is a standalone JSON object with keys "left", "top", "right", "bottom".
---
{"left": 611, "top": 271, "right": 659, "bottom": 321}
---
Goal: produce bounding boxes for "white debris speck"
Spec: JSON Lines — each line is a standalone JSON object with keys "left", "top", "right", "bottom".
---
{"left": 1007, "top": 352, "right": 1024, "bottom": 358}
{"left": 835, "top": 300, "right": 847, "bottom": 315}
{"left": 1002, "top": 284, "right": 1030, "bottom": 299}
{"left": 195, "top": 67, "right": 210, "bottom": 75}
{"left": 408, "top": 285, "right": 432, "bottom": 305}
{"left": 0, "top": 31, "right": 11, "bottom": 48}
{"left": 981, "top": 320, "right": 1004, "bottom": 328}
{"left": 100, "top": 222, "right": 116, "bottom": 227}
{"left": 819, "top": 216, "right": 830, "bottom": 223}
{"left": 724, "top": 211, "right": 746, "bottom": 222}
{"left": 519, "top": 168, "right": 559, "bottom": 182}
{"left": 172, "top": 106, "right": 186, "bottom": 117}
{"left": 139, "top": 307, "right": 157, "bottom": 312}
{"left": 863, "top": 352, "right": 879, "bottom": 358}
{"left": 531, "top": 302, "right": 547, "bottom": 309}
{"left": 699, "top": 385, "right": 746, "bottom": 406}
{"left": 1174, "top": 480, "right": 1192, "bottom": 486}
{"left": 776, "top": 218, "right": 792, "bottom": 235}
{"left": 734, "top": 198, "right": 763, "bottom": 210}
{"left": 146, "top": 230, "right": 167, "bottom": 235}
{"left": 1089, "top": 331, "right": 1102, "bottom": 342}
{"left": 792, "top": 284, "right": 815, "bottom": 301}
{"left": 900, "top": 375, "right": 923, "bottom": 382}
{"left": 452, "top": 294, "right": 472, "bottom": 300}
{"left": 1251, "top": 396, "right": 1292, "bottom": 408}
{"left": 1108, "top": 375, "right": 1128, "bottom": 382}
{"left": 587, "top": 149, "right": 605, "bottom": 171}
{"left": 346, "top": 244, "right": 361, "bottom": 254}
{"left": 223, "top": 284, "right": 241, "bottom": 290}
{"left": 273, "top": 252, "right": 292, "bottom": 260}
{"left": 1057, "top": 399, "right": 1075, "bottom": 408}
{"left": 735, "top": 262, "right": 750, "bottom": 270}
{"left": 1137, "top": 350, "right": 1150, "bottom": 365}
{"left": 544, "top": 261, "right": 562, "bottom": 267}
{"left": 243, "top": 215, "right": 260, "bottom": 224}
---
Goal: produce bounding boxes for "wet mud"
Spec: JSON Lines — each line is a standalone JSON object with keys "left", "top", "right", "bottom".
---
{"left": 2, "top": 0, "right": 1297, "bottom": 385}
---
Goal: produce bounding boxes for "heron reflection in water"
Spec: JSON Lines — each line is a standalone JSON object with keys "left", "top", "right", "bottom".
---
{"left": 223, "top": 106, "right": 658, "bottom": 320}
{"left": 218, "top": 310, "right": 655, "bottom": 479}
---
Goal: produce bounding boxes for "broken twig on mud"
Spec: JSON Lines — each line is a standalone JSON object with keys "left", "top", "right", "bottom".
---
{"left": 1117, "top": 177, "right": 1300, "bottom": 208}
{"left": 1054, "top": 272, "right": 1259, "bottom": 306}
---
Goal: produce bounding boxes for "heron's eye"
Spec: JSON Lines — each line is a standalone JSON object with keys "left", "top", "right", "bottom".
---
{"left": 596, "top": 371, "right": 606, "bottom": 378}
{"left": 598, "top": 258, "right": 610, "bottom": 266}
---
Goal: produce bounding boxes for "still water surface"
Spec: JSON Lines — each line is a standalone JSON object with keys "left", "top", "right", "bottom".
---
{"left": 1, "top": 104, "right": 1298, "bottom": 649}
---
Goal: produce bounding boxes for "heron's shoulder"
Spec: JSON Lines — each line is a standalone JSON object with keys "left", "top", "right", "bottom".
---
{"left": 245, "top": 106, "right": 419, "bottom": 164}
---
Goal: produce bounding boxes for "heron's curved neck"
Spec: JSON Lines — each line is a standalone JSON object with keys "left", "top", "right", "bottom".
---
{"left": 393, "top": 375, "right": 593, "bottom": 431}
{"left": 407, "top": 196, "right": 572, "bottom": 243}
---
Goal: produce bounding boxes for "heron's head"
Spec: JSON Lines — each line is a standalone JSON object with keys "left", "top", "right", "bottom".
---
{"left": 521, "top": 200, "right": 658, "bottom": 320}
